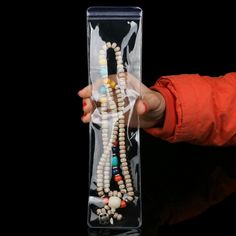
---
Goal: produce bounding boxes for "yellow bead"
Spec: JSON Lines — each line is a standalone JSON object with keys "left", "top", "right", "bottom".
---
{"left": 99, "top": 59, "right": 107, "bottom": 65}
{"left": 109, "top": 80, "right": 116, "bottom": 89}
{"left": 103, "top": 78, "right": 110, "bottom": 84}
{"left": 99, "top": 97, "right": 107, "bottom": 103}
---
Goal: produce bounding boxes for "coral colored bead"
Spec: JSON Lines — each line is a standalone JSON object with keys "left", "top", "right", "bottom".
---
{"left": 103, "top": 197, "right": 109, "bottom": 204}
{"left": 112, "top": 141, "right": 118, "bottom": 146}
{"left": 120, "top": 200, "right": 126, "bottom": 208}
{"left": 114, "top": 175, "right": 122, "bottom": 182}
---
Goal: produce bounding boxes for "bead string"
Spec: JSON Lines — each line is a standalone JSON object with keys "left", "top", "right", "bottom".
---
{"left": 96, "top": 42, "right": 134, "bottom": 225}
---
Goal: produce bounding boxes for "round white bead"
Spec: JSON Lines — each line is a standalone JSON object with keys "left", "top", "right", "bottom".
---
{"left": 106, "top": 42, "right": 112, "bottom": 48}
{"left": 118, "top": 180, "right": 124, "bottom": 185}
{"left": 117, "top": 59, "right": 123, "bottom": 65}
{"left": 113, "top": 212, "right": 118, "bottom": 219}
{"left": 110, "top": 104, "right": 116, "bottom": 110}
{"left": 117, "top": 214, "right": 123, "bottom": 221}
{"left": 127, "top": 187, "right": 133, "bottom": 192}
{"left": 118, "top": 102, "right": 125, "bottom": 107}
{"left": 119, "top": 137, "right": 125, "bottom": 141}
{"left": 117, "top": 98, "right": 123, "bottom": 103}
{"left": 115, "top": 89, "right": 121, "bottom": 94}
{"left": 104, "top": 177, "right": 109, "bottom": 182}
{"left": 119, "top": 119, "right": 125, "bottom": 124}
{"left": 97, "top": 165, "right": 103, "bottom": 170}
{"left": 114, "top": 46, "right": 120, "bottom": 52}
{"left": 115, "top": 51, "right": 121, "bottom": 56}
{"left": 121, "top": 189, "right": 127, "bottom": 194}
{"left": 97, "top": 174, "right": 103, "bottom": 179}
{"left": 125, "top": 174, "right": 131, "bottom": 179}
{"left": 97, "top": 187, "right": 103, "bottom": 192}
{"left": 105, "top": 188, "right": 110, "bottom": 193}
{"left": 118, "top": 68, "right": 124, "bottom": 73}
{"left": 122, "top": 166, "right": 128, "bottom": 171}
{"left": 117, "top": 64, "right": 123, "bottom": 69}
{"left": 121, "top": 162, "right": 128, "bottom": 167}
{"left": 119, "top": 184, "right": 125, "bottom": 189}
{"left": 108, "top": 196, "right": 121, "bottom": 209}
{"left": 128, "top": 191, "right": 134, "bottom": 196}
{"left": 116, "top": 55, "right": 122, "bottom": 61}
{"left": 127, "top": 196, "right": 133, "bottom": 201}
{"left": 111, "top": 42, "right": 117, "bottom": 48}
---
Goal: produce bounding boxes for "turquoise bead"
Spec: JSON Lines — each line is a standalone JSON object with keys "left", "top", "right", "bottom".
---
{"left": 100, "top": 67, "right": 108, "bottom": 77}
{"left": 112, "top": 156, "right": 118, "bottom": 166}
{"left": 99, "top": 85, "right": 107, "bottom": 94}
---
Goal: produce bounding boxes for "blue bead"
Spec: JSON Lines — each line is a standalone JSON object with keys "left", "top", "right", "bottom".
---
{"left": 112, "top": 156, "right": 118, "bottom": 166}
{"left": 99, "top": 85, "right": 107, "bottom": 94}
{"left": 112, "top": 147, "right": 119, "bottom": 153}
{"left": 100, "top": 67, "right": 108, "bottom": 77}
{"left": 112, "top": 168, "right": 119, "bottom": 175}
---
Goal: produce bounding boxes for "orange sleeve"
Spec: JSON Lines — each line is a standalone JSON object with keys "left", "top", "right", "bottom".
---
{"left": 145, "top": 72, "right": 236, "bottom": 146}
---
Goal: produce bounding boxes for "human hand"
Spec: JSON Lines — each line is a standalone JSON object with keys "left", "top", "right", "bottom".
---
{"left": 78, "top": 73, "right": 165, "bottom": 129}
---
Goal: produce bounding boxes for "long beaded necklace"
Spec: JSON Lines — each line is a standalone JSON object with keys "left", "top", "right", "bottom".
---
{"left": 95, "top": 42, "right": 134, "bottom": 225}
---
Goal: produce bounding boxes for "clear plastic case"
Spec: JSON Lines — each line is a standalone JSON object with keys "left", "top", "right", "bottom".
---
{"left": 87, "top": 7, "right": 142, "bottom": 229}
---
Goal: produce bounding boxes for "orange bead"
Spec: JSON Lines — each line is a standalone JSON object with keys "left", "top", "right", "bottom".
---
{"left": 120, "top": 200, "right": 126, "bottom": 208}
{"left": 114, "top": 175, "right": 122, "bottom": 182}
{"left": 112, "top": 141, "right": 118, "bottom": 146}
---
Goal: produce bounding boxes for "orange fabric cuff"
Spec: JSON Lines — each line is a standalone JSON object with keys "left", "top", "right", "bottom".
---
{"left": 144, "top": 85, "right": 177, "bottom": 141}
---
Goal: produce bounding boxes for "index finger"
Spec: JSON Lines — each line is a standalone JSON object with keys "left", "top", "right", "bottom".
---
{"left": 78, "top": 85, "right": 92, "bottom": 98}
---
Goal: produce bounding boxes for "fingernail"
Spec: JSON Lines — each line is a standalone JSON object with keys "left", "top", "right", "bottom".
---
{"left": 83, "top": 102, "right": 87, "bottom": 107}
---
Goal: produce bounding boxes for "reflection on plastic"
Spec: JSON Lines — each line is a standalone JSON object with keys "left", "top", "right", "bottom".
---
{"left": 88, "top": 228, "right": 141, "bottom": 236}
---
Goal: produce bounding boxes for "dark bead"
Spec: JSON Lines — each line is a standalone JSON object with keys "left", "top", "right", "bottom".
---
{"left": 112, "top": 167, "right": 119, "bottom": 175}
{"left": 112, "top": 147, "right": 119, "bottom": 153}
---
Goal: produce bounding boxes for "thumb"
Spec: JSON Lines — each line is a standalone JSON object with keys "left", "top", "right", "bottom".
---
{"left": 136, "top": 91, "right": 165, "bottom": 116}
